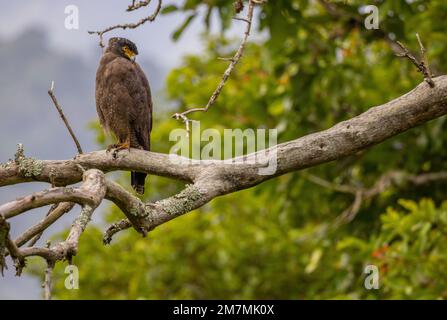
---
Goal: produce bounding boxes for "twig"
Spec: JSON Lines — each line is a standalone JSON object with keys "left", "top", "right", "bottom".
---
{"left": 26, "top": 204, "right": 58, "bottom": 247}
{"left": 15, "top": 203, "right": 75, "bottom": 247}
{"left": 303, "top": 173, "right": 360, "bottom": 194}
{"left": 48, "top": 81, "right": 83, "bottom": 154}
{"left": 396, "top": 34, "right": 435, "bottom": 88}
{"left": 3, "top": 203, "right": 74, "bottom": 263}
{"left": 333, "top": 190, "right": 363, "bottom": 226}
{"left": 172, "top": 0, "right": 260, "bottom": 131}
{"left": 232, "top": 17, "right": 251, "bottom": 23}
{"left": 127, "top": 0, "right": 151, "bottom": 12}
{"left": 0, "top": 215, "right": 10, "bottom": 275}
{"left": 0, "top": 185, "right": 97, "bottom": 219}
{"left": 6, "top": 233, "right": 26, "bottom": 275}
{"left": 88, "top": 0, "right": 162, "bottom": 48}
{"left": 218, "top": 57, "right": 235, "bottom": 62}
{"left": 0, "top": 170, "right": 105, "bottom": 279}
{"left": 12, "top": 170, "right": 106, "bottom": 268}
{"left": 103, "top": 219, "right": 133, "bottom": 245}
{"left": 172, "top": 113, "right": 191, "bottom": 138}
{"left": 49, "top": 171, "right": 106, "bottom": 260}
{"left": 43, "top": 260, "right": 54, "bottom": 300}
{"left": 307, "top": 170, "right": 447, "bottom": 226}
{"left": 416, "top": 33, "right": 433, "bottom": 85}
{"left": 1, "top": 215, "right": 26, "bottom": 275}
{"left": 409, "top": 171, "right": 447, "bottom": 185}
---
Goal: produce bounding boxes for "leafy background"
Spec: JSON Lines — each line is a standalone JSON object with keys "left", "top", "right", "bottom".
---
{"left": 3, "top": 0, "right": 447, "bottom": 299}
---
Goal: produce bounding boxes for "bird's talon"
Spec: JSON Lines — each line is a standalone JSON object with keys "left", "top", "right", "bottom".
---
{"left": 107, "top": 142, "right": 130, "bottom": 159}
{"left": 106, "top": 144, "right": 117, "bottom": 153}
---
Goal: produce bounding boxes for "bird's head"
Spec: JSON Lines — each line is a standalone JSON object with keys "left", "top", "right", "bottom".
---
{"left": 107, "top": 37, "right": 139, "bottom": 62}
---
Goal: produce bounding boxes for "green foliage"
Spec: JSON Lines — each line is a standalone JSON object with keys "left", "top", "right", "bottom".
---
{"left": 340, "top": 199, "right": 447, "bottom": 299}
{"left": 42, "top": 198, "right": 447, "bottom": 299}
{"left": 29, "top": 0, "right": 447, "bottom": 299}
{"left": 374, "top": 199, "right": 447, "bottom": 299}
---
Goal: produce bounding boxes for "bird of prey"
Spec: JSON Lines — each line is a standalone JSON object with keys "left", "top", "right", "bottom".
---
{"left": 95, "top": 37, "right": 152, "bottom": 194}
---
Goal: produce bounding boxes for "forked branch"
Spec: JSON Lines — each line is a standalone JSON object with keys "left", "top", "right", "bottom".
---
{"left": 396, "top": 34, "right": 435, "bottom": 87}
{"left": 88, "top": 0, "right": 162, "bottom": 48}
{"left": 172, "top": 0, "right": 260, "bottom": 132}
{"left": 2, "top": 76, "right": 447, "bottom": 246}
{"left": 48, "top": 81, "right": 83, "bottom": 154}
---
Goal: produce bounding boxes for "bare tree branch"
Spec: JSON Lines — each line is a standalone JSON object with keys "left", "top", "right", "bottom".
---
{"left": 0, "top": 215, "right": 25, "bottom": 275}
{"left": 0, "top": 144, "right": 198, "bottom": 188}
{"left": 6, "top": 235, "right": 26, "bottom": 276}
{"left": 303, "top": 173, "right": 359, "bottom": 194}
{"left": 1, "top": 76, "right": 447, "bottom": 244}
{"left": 307, "top": 170, "right": 447, "bottom": 226}
{"left": 88, "top": 0, "right": 162, "bottom": 48}
{"left": 103, "top": 219, "right": 132, "bottom": 245}
{"left": 1, "top": 170, "right": 105, "bottom": 266}
{"left": 103, "top": 179, "right": 214, "bottom": 242}
{"left": 15, "top": 203, "right": 75, "bottom": 247}
{"left": 396, "top": 34, "right": 435, "bottom": 87}
{"left": 334, "top": 190, "right": 363, "bottom": 226}
{"left": 0, "top": 216, "right": 11, "bottom": 275}
{"left": 0, "top": 185, "right": 97, "bottom": 219}
{"left": 127, "top": 0, "right": 152, "bottom": 12}
{"left": 172, "top": 0, "right": 259, "bottom": 131}
{"left": 48, "top": 81, "right": 83, "bottom": 154}
{"left": 2, "top": 75, "right": 447, "bottom": 191}
{"left": 43, "top": 260, "right": 54, "bottom": 300}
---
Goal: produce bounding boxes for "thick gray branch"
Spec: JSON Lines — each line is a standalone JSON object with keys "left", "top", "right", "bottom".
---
{"left": 49, "top": 170, "right": 106, "bottom": 259}
{"left": 2, "top": 170, "right": 106, "bottom": 263}
{"left": 104, "top": 179, "right": 215, "bottom": 240}
{"left": 15, "top": 203, "right": 75, "bottom": 247}
{"left": 0, "top": 169, "right": 105, "bottom": 219}
{"left": 2, "top": 76, "right": 447, "bottom": 191}
{"left": 2, "top": 76, "right": 447, "bottom": 241}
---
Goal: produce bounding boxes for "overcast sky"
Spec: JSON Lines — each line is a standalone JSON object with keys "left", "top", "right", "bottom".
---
{"left": 0, "top": 0, "right": 252, "bottom": 69}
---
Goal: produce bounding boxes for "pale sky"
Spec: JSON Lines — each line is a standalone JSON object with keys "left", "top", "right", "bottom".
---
{"left": 0, "top": 0, "right": 257, "bottom": 69}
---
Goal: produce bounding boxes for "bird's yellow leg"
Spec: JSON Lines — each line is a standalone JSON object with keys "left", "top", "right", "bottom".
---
{"left": 113, "top": 141, "right": 131, "bottom": 151}
{"left": 106, "top": 144, "right": 117, "bottom": 153}
{"left": 107, "top": 138, "right": 131, "bottom": 158}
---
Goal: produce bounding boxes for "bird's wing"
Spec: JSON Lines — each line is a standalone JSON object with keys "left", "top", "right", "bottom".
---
{"left": 95, "top": 54, "right": 113, "bottom": 132}
{"left": 135, "top": 63, "right": 153, "bottom": 134}
{"left": 107, "top": 58, "right": 152, "bottom": 150}
{"left": 121, "top": 61, "right": 152, "bottom": 151}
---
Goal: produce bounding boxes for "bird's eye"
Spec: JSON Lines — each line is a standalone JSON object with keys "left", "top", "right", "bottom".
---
{"left": 122, "top": 45, "right": 136, "bottom": 60}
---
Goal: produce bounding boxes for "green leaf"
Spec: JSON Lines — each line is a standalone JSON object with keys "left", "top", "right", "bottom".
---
{"left": 161, "top": 5, "right": 179, "bottom": 15}
{"left": 172, "top": 13, "right": 197, "bottom": 41}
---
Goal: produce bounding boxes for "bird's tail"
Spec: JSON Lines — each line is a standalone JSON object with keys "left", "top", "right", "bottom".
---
{"left": 131, "top": 171, "right": 147, "bottom": 195}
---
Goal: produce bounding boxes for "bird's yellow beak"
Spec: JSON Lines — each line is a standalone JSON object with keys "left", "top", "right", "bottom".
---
{"left": 123, "top": 46, "right": 137, "bottom": 62}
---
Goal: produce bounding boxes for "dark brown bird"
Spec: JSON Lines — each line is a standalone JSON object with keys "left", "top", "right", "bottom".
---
{"left": 95, "top": 37, "right": 152, "bottom": 194}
